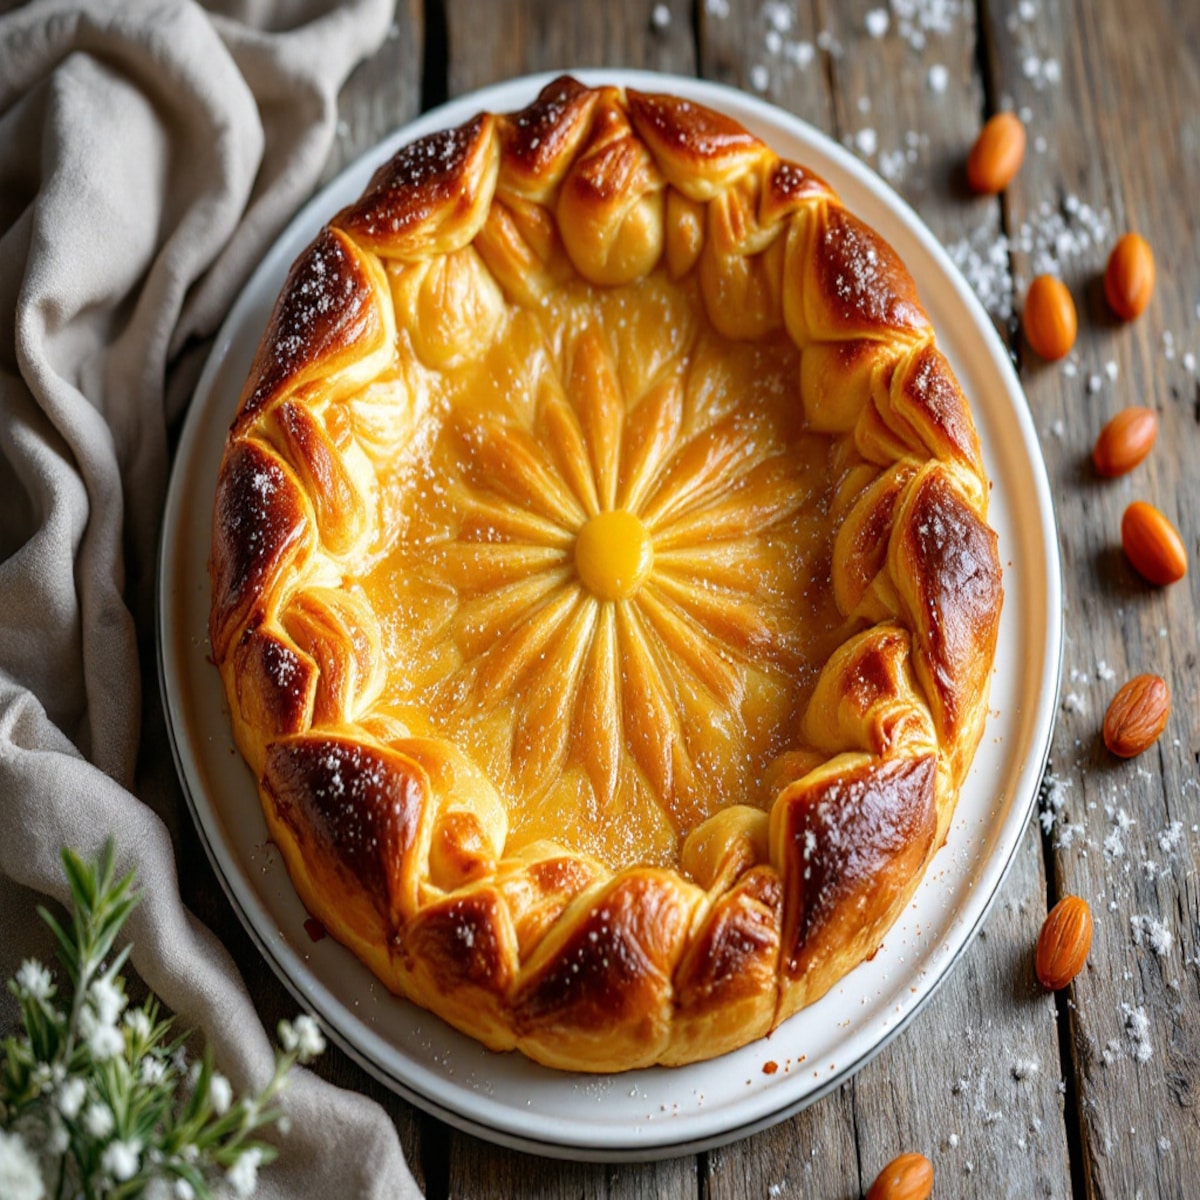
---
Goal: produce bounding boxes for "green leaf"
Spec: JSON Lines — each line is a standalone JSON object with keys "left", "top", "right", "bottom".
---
{"left": 21, "top": 993, "right": 62, "bottom": 1062}
{"left": 102, "top": 943, "right": 134, "bottom": 986}
{"left": 37, "top": 905, "right": 81, "bottom": 982}
{"left": 4, "top": 839, "right": 304, "bottom": 1198}
{"left": 91, "top": 898, "right": 140, "bottom": 970}
{"left": 172, "top": 1160, "right": 213, "bottom": 1200}
{"left": 198, "top": 1098, "right": 251, "bottom": 1148}
{"left": 111, "top": 865, "right": 139, "bottom": 906}
{"left": 94, "top": 839, "right": 116, "bottom": 896}
{"left": 1, "top": 1035, "right": 38, "bottom": 1112}
{"left": 61, "top": 845, "right": 96, "bottom": 912}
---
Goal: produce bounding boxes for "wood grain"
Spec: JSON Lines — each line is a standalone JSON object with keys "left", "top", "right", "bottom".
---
{"left": 318, "top": 0, "right": 424, "bottom": 187}
{"left": 699, "top": 0, "right": 832, "bottom": 131}
{"left": 444, "top": 0, "right": 696, "bottom": 96}
{"left": 980, "top": 0, "right": 1200, "bottom": 1196}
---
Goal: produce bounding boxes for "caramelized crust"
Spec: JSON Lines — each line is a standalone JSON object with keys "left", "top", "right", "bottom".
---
{"left": 773, "top": 752, "right": 937, "bottom": 1021}
{"left": 512, "top": 870, "right": 701, "bottom": 1070}
{"left": 234, "top": 227, "right": 391, "bottom": 434}
{"left": 336, "top": 114, "right": 500, "bottom": 260}
{"left": 498, "top": 76, "right": 599, "bottom": 201}
{"left": 210, "top": 438, "right": 312, "bottom": 661}
{"left": 668, "top": 865, "right": 782, "bottom": 1065}
{"left": 210, "top": 78, "right": 1003, "bottom": 1072}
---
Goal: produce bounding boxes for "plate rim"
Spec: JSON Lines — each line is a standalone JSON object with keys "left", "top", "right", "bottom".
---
{"left": 157, "top": 67, "right": 1064, "bottom": 1160}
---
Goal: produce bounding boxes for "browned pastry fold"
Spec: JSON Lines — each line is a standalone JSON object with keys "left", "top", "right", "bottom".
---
{"left": 210, "top": 77, "right": 1002, "bottom": 1073}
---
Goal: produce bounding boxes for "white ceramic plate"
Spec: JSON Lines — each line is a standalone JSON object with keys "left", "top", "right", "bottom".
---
{"left": 158, "top": 70, "right": 1062, "bottom": 1161}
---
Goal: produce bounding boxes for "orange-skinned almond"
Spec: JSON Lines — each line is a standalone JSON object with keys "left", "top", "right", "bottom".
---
{"left": 1104, "top": 233, "right": 1155, "bottom": 321}
{"left": 1103, "top": 673, "right": 1170, "bottom": 758}
{"left": 1036, "top": 896, "right": 1093, "bottom": 991}
{"left": 967, "top": 112, "right": 1026, "bottom": 194}
{"left": 867, "top": 1152, "right": 934, "bottom": 1200}
{"left": 1023, "top": 275, "right": 1077, "bottom": 361}
{"left": 1121, "top": 501, "right": 1188, "bottom": 584}
{"left": 1093, "top": 407, "right": 1158, "bottom": 476}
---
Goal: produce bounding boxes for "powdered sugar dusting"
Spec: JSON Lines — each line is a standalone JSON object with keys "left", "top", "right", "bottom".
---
{"left": 1157, "top": 821, "right": 1184, "bottom": 854}
{"left": 865, "top": 8, "right": 890, "bottom": 38}
{"left": 1103, "top": 807, "right": 1135, "bottom": 860}
{"left": 1011, "top": 1057, "right": 1039, "bottom": 1081}
{"left": 1130, "top": 915, "right": 1173, "bottom": 958}
{"left": 1121, "top": 1004, "right": 1153, "bottom": 1063}
{"left": 889, "top": 0, "right": 963, "bottom": 51}
{"left": 948, "top": 196, "right": 1113, "bottom": 323}
{"left": 252, "top": 230, "right": 367, "bottom": 414}
{"left": 1037, "top": 770, "right": 1078, "bottom": 847}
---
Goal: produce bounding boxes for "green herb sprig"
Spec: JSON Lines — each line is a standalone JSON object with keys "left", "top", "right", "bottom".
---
{"left": 1, "top": 842, "right": 324, "bottom": 1200}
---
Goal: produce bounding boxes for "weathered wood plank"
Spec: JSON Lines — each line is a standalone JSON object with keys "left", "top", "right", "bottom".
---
{"left": 319, "top": 0, "right": 424, "bottom": 187}
{"left": 698, "top": 0, "right": 833, "bottom": 131}
{"left": 444, "top": 0, "right": 697, "bottom": 97}
{"left": 979, "top": 0, "right": 1200, "bottom": 1196}
{"left": 703, "top": 1078, "right": 861, "bottom": 1200}
{"left": 818, "top": 0, "right": 994, "bottom": 252}
{"left": 447, "top": 1143, "right": 696, "bottom": 1200}
{"left": 847, "top": 824, "right": 1070, "bottom": 1200}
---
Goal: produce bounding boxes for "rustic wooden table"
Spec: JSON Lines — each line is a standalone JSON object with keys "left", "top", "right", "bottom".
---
{"left": 176, "top": 1, "right": 1200, "bottom": 1195}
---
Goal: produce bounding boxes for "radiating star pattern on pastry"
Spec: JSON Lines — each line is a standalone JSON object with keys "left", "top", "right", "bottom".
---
{"left": 384, "top": 281, "right": 842, "bottom": 851}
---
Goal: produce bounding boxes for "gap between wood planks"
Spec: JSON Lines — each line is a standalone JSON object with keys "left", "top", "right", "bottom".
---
{"left": 422, "top": 0, "right": 450, "bottom": 113}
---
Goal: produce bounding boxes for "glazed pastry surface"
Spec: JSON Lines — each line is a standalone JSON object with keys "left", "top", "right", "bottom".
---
{"left": 210, "top": 77, "right": 1003, "bottom": 1072}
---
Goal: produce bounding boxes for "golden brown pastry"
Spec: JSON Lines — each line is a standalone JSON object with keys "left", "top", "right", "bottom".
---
{"left": 210, "top": 77, "right": 1002, "bottom": 1073}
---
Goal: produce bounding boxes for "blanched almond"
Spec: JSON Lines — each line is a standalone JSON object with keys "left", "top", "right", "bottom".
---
{"left": 967, "top": 112, "right": 1026, "bottom": 194}
{"left": 866, "top": 1153, "right": 934, "bottom": 1200}
{"left": 1103, "top": 673, "right": 1170, "bottom": 758}
{"left": 1104, "top": 233, "right": 1155, "bottom": 321}
{"left": 1036, "top": 896, "right": 1093, "bottom": 991}
{"left": 1121, "top": 501, "right": 1188, "bottom": 584}
{"left": 1023, "top": 275, "right": 1077, "bottom": 361}
{"left": 1093, "top": 407, "right": 1158, "bottom": 476}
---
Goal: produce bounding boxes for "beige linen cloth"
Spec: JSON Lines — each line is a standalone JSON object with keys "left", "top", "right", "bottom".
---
{"left": 0, "top": 1, "right": 423, "bottom": 1194}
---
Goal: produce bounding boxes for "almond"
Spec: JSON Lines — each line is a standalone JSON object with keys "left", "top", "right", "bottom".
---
{"left": 866, "top": 1152, "right": 934, "bottom": 1200}
{"left": 1103, "top": 673, "right": 1170, "bottom": 758}
{"left": 1121, "top": 501, "right": 1188, "bottom": 585}
{"left": 1036, "top": 896, "right": 1093, "bottom": 991}
{"left": 1023, "top": 275, "right": 1077, "bottom": 361}
{"left": 1104, "top": 233, "right": 1155, "bottom": 321}
{"left": 1092, "top": 407, "right": 1158, "bottom": 477}
{"left": 966, "top": 112, "right": 1026, "bottom": 194}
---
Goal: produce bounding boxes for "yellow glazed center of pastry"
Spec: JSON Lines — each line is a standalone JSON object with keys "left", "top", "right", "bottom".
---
{"left": 574, "top": 510, "right": 654, "bottom": 601}
{"left": 365, "top": 271, "right": 845, "bottom": 870}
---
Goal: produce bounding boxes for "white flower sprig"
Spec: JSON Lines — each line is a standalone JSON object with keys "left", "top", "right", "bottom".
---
{"left": 0, "top": 841, "right": 324, "bottom": 1199}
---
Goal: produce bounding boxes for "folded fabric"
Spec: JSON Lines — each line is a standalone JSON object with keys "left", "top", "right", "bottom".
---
{"left": 0, "top": 1, "right": 422, "bottom": 1194}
